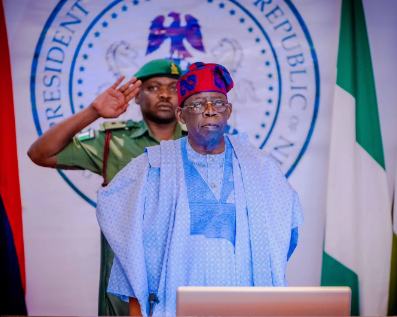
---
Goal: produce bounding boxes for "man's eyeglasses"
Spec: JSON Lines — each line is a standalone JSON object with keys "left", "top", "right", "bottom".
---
{"left": 183, "top": 100, "right": 231, "bottom": 114}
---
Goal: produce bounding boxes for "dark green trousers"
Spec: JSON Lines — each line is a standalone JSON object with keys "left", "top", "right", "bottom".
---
{"left": 98, "top": 232, "right": 129, "bottom": 316}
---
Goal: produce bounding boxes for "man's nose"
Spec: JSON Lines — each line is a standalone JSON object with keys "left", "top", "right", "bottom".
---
{"left": 158, "top": 87, "right": 170, "bottom": 100}
{"left": 203, "top": 103, "right": 218, "bottom": 117}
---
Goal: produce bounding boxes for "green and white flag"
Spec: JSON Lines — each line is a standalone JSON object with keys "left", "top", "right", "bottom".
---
{"left": 321, "top": 0, "right": 393, "bottom": 315}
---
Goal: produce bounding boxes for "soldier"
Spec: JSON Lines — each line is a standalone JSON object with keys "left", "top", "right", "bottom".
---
{"left": 28, "top": 59, "right": 186, "bottom": 316}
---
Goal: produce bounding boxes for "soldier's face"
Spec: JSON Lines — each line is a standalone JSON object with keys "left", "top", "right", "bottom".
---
{"left": 176, "top": 92, "right": 232, "bottom": 146}
{"left": 135, "top": 77, "right": 178, "bottom": 124}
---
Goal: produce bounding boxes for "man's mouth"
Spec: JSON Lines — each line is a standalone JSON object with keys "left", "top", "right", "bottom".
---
{"left": 156, "top": 102, "right": 173, "bottom": 110}
{"left": 201, "top": 123, "right": 220, "bottom": 130}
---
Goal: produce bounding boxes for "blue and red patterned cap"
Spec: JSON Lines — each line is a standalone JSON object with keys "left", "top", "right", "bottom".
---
{"left": 177, "top": 62, "right": 234, "bottom": 106}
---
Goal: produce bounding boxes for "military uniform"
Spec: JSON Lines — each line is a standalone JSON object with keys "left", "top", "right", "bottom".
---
{"left": 55, "top": 59, "right": 184, "bottom": 316}
{"left": 56, "top": 120, "right": 187, "bottom": 315}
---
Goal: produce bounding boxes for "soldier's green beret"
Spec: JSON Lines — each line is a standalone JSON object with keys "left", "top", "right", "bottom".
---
{"left": 134, "top": 59, "right": 182, "bottom": 82}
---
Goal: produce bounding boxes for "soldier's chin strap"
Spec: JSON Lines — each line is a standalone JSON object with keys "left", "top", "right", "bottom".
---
{"left": 102, "top": 130, "right": 112, "bottom": 187}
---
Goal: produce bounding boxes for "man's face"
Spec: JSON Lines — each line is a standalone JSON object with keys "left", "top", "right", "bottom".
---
{"left": 135, "top": 77, "right": 178, "bottom": 124}
{"left": 176, "top": 92, "right": 232, "bottom": 146}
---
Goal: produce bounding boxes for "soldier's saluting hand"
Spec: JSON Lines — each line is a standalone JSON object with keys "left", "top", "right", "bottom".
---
{"left": 92, "top": 76, "right": 141, "bottom": 119}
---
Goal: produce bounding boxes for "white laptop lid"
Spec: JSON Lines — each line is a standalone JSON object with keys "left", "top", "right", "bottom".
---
{"left": 176, "top": 286, "right": 351, "bottom": 316}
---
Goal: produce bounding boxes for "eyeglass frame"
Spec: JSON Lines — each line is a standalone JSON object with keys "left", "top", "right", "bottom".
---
{"left": 181, "top": 99, "right": 232, "bottom": 114}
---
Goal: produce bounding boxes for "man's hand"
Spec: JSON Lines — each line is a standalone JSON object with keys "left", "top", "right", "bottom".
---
{"left": 129, "top": 297, "right": 142, "bottom": 316}
{"left": 91, "top": 76, "right": 142, "bottom": 118}
{"left": 28, "top": 76, "right": 142, "bottom": 168}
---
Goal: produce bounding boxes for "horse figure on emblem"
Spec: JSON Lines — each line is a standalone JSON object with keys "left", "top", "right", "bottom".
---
{"left": 211, "top": 38, "right": 260, "bottom": 105}
{"left": 96, "top": 41, "right": 140, "bottom": 97}
{"left": 106, "top": 41, "right": 140, "bottom": 77}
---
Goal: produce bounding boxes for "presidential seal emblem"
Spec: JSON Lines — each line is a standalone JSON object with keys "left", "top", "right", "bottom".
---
{"left": 31, "top": 0, "right": 320, "bottom": 206}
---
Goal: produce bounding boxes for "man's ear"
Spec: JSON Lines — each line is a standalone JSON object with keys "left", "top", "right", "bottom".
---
{"left": 134, "top": 89, "right": 141, "bottom": 105}
{"left": 175, "top": 107, "right": 186, "bottom": 124}
{"left": 227, "top": 103, "right": 233, "bottom": 120}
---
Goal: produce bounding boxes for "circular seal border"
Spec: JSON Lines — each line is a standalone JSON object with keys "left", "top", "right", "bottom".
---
{"left": 69, "top": 0, "right": 282, "bottom": 149}
{"left": 29, "top": 0, "right": 97, "bottom": 205}
{"left": 228, "top": 0, "right": 282, "bottom": 148}
{"left": 30, "top": 0, "right": 320, "bottom": 208}
{"left": 283, "top": 0, "right": 320, "bottom": 178}
{"left": 69, "top": 0, "right": 124, "bottom": 115}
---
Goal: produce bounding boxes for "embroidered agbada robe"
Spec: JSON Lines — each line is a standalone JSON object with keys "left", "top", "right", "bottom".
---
{"left": 96, "top": 133, "right": 304, "bottom": 316}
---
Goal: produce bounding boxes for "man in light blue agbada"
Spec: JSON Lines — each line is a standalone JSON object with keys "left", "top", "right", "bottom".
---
{"left": 96, "top": 62, "right": 304, "bottom": 317}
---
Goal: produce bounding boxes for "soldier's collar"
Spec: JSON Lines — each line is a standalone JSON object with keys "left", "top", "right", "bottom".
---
{"left": 172, "top": 122, "right": 187, "bottom": 140}
{"left": 129, "top": 120, "right": 151, "bottom": 139}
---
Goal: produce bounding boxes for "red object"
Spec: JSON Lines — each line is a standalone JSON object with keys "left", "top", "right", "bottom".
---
{"left": 0, "top": 0, "right": 26, "bottom": 293}
{"left": 177, "top": 62, "right": 234, "bottom": 106}
{"left": 101, "top": 130, "right": 113, "bottom": 187}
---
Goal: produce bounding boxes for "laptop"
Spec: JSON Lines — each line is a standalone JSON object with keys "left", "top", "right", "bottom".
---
{"left": 176, "top": 286, "right": 351, "bottom": 316}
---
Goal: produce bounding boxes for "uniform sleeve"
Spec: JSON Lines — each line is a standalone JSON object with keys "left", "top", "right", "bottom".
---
{"left": 55, "top": 130, "right": 104, "bottom": 175}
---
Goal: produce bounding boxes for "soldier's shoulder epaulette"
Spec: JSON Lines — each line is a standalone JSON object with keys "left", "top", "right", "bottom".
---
{"left": 99, "top": 120, "right": 139, "bottom": 131}
{"left": 76, "top": 129, "right": 95, "bottom": 142}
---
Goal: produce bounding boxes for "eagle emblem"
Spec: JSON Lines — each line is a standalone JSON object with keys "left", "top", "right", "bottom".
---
{"left": 146, "top": 12, "right": 205, "bottom": 60}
